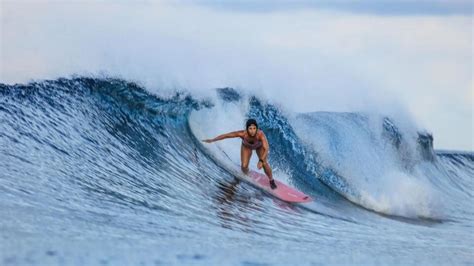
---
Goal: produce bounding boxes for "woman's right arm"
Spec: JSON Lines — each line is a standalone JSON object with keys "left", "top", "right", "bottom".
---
{"left": 202, "top": 130, "right": 243, "bottom": 143}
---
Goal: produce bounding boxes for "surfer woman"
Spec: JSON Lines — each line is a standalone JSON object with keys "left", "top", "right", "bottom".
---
{"left": 202, "top": 119, "right": 277, "bottom": 189}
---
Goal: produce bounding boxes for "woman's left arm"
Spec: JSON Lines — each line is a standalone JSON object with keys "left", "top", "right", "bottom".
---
{"left": 260, "top": 132, "right": 270, "bottom": 162}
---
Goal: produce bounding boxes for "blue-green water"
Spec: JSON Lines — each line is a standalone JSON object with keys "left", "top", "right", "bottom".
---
{"left": 1, "top": 78, "right": 473, "bottom": 265}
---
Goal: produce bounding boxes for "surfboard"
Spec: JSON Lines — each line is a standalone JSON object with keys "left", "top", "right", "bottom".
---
{"left": 196, "top": 143, "right": 312, "bottom": 203}
{"left": 238, "top": 169, "right": 312, "bottom": 203}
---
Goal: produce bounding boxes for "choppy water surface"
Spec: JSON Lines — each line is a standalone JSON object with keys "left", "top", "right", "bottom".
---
{"left": 1, "top": 78, "right": 472, "bottom": 265}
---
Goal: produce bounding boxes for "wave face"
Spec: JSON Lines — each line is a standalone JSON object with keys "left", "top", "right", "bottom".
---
{"left": 1, "top": 78, "right": 473, "bottom": 265}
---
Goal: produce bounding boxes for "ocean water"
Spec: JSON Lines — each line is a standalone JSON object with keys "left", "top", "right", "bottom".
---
{"left": 0, "top": 78, "right": 473, "bottom": 265}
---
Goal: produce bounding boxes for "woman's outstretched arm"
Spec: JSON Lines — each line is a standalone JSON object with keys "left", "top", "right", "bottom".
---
{"left": 202, "top": 130, "right": 243, "bottom": 143}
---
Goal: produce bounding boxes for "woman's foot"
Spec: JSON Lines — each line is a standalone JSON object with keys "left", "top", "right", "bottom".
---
{"left": 269, "top": 179, "right": 277, "bottom": 189}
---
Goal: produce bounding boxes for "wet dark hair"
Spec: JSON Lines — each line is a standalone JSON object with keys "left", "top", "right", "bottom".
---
{"left": 245, "top": 119, "right": 258, "bottom": 131}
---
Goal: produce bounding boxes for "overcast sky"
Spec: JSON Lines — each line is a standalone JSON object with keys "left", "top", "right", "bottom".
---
{"left": 1, "top": 1, "right": 472, "bottom": 151}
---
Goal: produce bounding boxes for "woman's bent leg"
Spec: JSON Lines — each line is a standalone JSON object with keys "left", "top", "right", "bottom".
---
{"left": 241, "top": 145, "right": 252, "bottom": 174}
{"left": 256, "top": 148, "right": 273, "bottom": 180}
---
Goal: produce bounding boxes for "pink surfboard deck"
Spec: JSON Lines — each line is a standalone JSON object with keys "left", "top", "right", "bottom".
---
{"left": 242, "top": 170, "right": 312, "bottom": 203}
